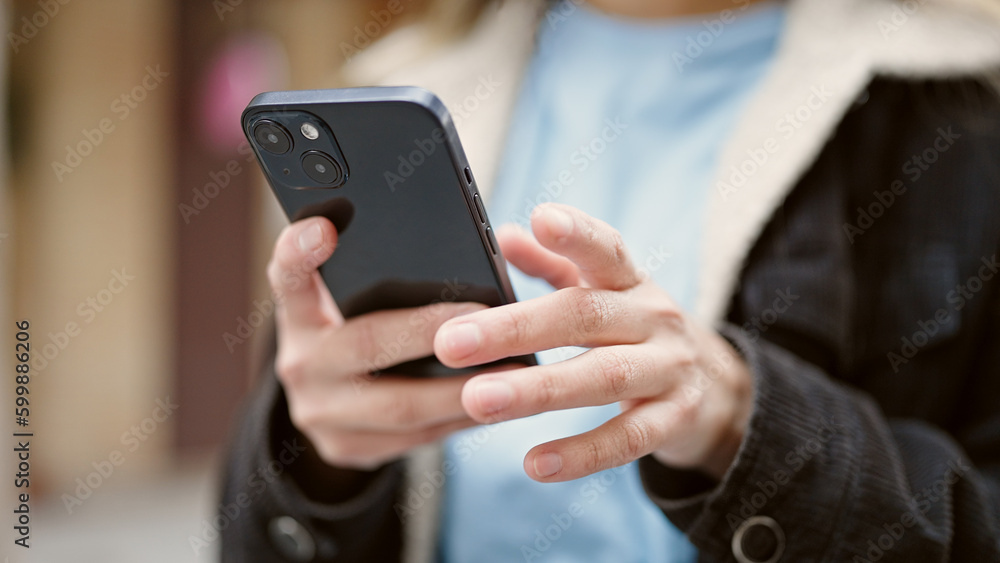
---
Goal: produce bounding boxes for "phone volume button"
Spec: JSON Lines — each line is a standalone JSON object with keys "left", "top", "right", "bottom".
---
{"left": 473, "top": 194, "right": 487, "bottom": 224}
{"left": 485, "top": 226, "right": 498, "bottom": 256}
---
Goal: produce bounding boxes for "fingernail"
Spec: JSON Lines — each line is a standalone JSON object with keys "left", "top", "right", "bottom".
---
{"left": 473, "top": 379, "right": 513, "bottom": 413}
{"left": 533, "top": 453, "right": 563, "bottom": 478}
{"left": 297, "top": 223, "right": 324, "bottom": 253}
{"left": 441, "top": 323, "right": 481, "bottom": 359}
{"left": 545, "top": 208, "right": 573, "bottom": 239}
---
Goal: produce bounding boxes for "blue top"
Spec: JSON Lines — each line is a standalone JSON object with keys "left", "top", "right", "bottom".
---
{"left": 441, "top": 2, "right": 785, "bottom": 561}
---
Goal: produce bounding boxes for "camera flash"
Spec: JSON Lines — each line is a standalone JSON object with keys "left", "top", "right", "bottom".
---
{"left": 300, "top": 123, "right": 320, "bottom": 140}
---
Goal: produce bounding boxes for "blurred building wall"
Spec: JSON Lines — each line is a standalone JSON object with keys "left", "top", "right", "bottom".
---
{"left": 10, "top": 0, "right": 174, "bottom": 492}
{"left": 1, "top": 0, "right": 12, "bottom": 550}
{"left": 4, "top": 0, "right": 426, "bottom": 499}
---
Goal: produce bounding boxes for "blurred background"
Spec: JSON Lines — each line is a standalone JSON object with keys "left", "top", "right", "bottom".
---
{"left": 0, "top": 1, "right": 437, "bottom": 560}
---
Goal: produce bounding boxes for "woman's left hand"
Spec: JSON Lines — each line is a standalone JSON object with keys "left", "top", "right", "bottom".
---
{"left": 434, "top": 203, "right": 753, "bottom": 482}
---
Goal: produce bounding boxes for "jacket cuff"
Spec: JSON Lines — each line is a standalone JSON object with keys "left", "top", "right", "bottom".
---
{"left": 638, "top": 323, "right": 855, "bottom": 561}
{"left": 221, "top": 371, "right": 404, "bottom": 562}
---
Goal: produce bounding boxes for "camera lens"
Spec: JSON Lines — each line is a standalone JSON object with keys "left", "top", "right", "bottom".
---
{"left": 252, "top": 120, "right": 292, "bottom": 154}
{"left": 302, "top": 151, "right": 344, "bottom": 185}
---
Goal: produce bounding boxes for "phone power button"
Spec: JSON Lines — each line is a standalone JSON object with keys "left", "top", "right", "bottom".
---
{"left": 485, "top": 226, "right": 499, "bottom": 255}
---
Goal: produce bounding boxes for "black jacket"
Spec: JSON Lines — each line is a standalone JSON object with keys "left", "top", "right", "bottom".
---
{"left": 219, "top": 76, "right": 1000, "bottom": 562}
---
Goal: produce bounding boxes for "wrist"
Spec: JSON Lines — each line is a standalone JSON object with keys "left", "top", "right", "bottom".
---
{"left": 699, "top": 333, "right": 754, "bottom": 480}
{"left": 284, "top": 428, "right": 391, "bottom": 504}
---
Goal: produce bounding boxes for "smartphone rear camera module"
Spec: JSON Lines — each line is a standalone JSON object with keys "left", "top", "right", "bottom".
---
{"left": 302, "top": 151, "right": 344, "bottom": 186}
{"left": 246, "top": 110, "right": 349, "bottom": 190}
{"left": 253, "top": 119, "right": 293, "bottom": 154}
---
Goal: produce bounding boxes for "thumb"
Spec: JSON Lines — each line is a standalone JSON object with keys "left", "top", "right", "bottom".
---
{"left": 267, "top": 216, "right": 339, "bottom": 331}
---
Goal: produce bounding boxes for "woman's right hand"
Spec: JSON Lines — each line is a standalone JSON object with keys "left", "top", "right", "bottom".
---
{"left": 267, "top": 216, "right": 485, "bottom": 470}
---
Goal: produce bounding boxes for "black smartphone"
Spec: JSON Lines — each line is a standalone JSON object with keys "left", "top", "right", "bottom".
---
{"left": 242, "top": 86, "right": 535, "bottom": 376}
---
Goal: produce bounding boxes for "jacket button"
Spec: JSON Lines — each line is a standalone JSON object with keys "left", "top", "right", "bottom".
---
{"left": 268, "top": 516, "right": 317, "bottom": 561}
{"left": 732, "top": 515, "right": 785, "bottom": 563}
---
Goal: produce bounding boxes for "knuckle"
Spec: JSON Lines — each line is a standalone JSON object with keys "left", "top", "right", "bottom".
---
{"left": 650, "top": 298, "right": 684, "bottom": 331}
{"left": 568, "top": 289, "right": 613, "bottom": 338}
{"left": 607, "top": 232, "right": 629, "bottom": 268}
{"left": 673, "top": 348, "right": 699, "bottom": 376}
{"left": 673, "top": 397, "right": 699, "bottom": 427}
{"left": 350, "top": 319, "right": 381, "bottom": 364}
{"left": 620, "top": 418, "right": 652, "bottom": 460}
{"left": 533, "top": 371, "right": 562, "bottom": 411}
{"left": 274, "top": 351, "right": 307, "bottom": 388}
{"left": 500, "top": 307, "right": 533, "bottom": 347}
{"left": 594, "top": 349, "right": 644, "bottom": 400}
{"left": 582, "top": 439, "right": 605, "bottom": 475}
{"left": 287, "top": 402, "right": 321, "bottom": 433}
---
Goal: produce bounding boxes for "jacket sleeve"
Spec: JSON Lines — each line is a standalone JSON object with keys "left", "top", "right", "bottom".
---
{"left": 638, "top": 77, "right": 1000, "bottom": 563}
{"left": 638, "top": 319, "right": 1000, "bottom": 562}
{"left": 218, "top": 338, "right": 405, "bottom": 562}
